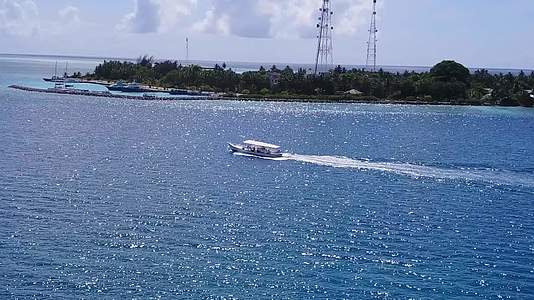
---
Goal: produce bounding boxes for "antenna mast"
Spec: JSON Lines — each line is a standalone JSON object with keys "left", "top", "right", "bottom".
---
{"left": 366, "top": 0, "right": 378, "bottom": 72}
{"left": 314, "top": 0, "right": 334, "bottom": 75}
{"left": 185, "top": 37, "right": 189, "bottom": 64}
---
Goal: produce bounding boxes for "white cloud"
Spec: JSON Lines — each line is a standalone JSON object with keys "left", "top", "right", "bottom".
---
{"left": 193, "top": 0, "right": 273, "bottom": 38}
{"left": 58, "top": 5, "right": 80, "bottom": 25}
{"left": 0, "top": 0, "right": 39, "bottom": 37}
{"left": 158, "top": 0, "right": 197, "bottom": 32}
{"left": 117, "top": 0, "right": 196, "bottom": 33}
{"left": 117, "top": 0, "right": 373, "bottom": 38}
{"left": 257, "top": 0, "right": 318, "bottom": 38}
{"left": 191, "top": 8, "right": 230, "bottom": 35}
{"left": 335, "top": 0, "right": 375, "bottom": 36}
{"left": 41, "top": 5, "right": 82, "bottom": 35}
{"left": 117, "top": 0, "right": 160, "bottom": 33}
{"left": 194, "top": 0, "right": 373, "bottom": 39}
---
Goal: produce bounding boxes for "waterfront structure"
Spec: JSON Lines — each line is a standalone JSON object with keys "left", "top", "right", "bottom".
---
{"left": 269, "top": 71, "right": 281, "bottom": 87}
{"left": 314, "top": 0, "right": 334, "bottom": 75}
{"left": 366, "top": 0, "right": 378, "bottom": 72}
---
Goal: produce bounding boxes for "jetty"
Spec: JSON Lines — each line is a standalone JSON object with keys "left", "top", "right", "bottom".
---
{"left": 8, "top": 85, "right": 219, "bottom": 101}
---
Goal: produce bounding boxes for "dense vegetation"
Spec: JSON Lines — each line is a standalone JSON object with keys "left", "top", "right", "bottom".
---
{"left": 88, "top": 56, "right": 534, "bottom": 106}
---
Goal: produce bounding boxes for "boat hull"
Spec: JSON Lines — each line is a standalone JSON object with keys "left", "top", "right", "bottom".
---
{"left": 43, "top": 78, "right": 64, "bottom": 83}
{"left": 107, "top": 87, "right": 151, "bottom": 93}
{"left": 228, "top": 143, "right": 283, "bottom": 158}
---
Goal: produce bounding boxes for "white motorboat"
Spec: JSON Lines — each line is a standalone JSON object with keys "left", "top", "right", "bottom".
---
{"left": 229, "top": 140, "right": 283, "bottom": 158}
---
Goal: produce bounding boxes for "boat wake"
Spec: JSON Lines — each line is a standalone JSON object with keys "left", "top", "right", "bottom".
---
{"left": 233, "top": 151, "right": 534, "bottom": 188}
{"left": 284, "top": 154, "right": 534, "bottom": 188}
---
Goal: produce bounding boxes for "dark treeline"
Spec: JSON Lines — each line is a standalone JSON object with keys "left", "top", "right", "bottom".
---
{"left": 89, "top": 56, "right": 534, "bottom": 106}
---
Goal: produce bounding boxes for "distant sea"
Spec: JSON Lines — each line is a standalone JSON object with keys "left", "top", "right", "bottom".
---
{"left": 1, "top": 53, "right": 532, "bottom": 75}
{"left": 1, "top": 55, "right": 533, "bottom": 299}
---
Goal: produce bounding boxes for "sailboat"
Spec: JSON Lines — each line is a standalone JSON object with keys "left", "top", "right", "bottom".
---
{"left": 63, "top": 62, "right": 80, "bottom": 83}
{"left": 43, "top": 61, "right": 79, "bottom": 83}
{"left": 43, "top": 61, "right": 64, "bottom": 82}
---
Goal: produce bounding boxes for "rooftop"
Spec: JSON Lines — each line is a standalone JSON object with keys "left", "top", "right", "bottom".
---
{"left": 244, "top": 140, "right": 280, "bottom": 149}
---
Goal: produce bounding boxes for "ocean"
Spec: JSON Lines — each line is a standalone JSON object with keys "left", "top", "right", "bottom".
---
{"left": 1, "top": 56, "right": 533, "bottom": 299}
{"left": 2, "top": 53, "right": 533, "bottom": 75}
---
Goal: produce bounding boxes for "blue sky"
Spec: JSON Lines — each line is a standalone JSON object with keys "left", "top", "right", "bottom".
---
{"left": 1, "top": 0, "right": 533, "bottom": 68}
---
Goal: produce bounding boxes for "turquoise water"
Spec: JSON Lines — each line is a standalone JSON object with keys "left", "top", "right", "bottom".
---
{"left": 0, "top": 56, "right": 200, "bottom": 99}
{"left": 1, "top": 58, "right": 534, "bottom": 299}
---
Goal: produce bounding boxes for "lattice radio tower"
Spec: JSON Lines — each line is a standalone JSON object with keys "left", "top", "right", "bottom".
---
{"left": 314, "top": 0, "right": 334, "bottom": 75}
{"left": 366, "top": 0, "right": 378, "bottom": 72}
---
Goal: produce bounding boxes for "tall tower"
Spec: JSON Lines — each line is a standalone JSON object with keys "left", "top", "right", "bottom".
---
{"left": 185, "top": 37, "right": 190, "bottom": 63}
{"left": 366, "top": 0, "right": 378, "bottom": 72}
{"left": 314, "top": 0, "right": 334, "bottom": 75}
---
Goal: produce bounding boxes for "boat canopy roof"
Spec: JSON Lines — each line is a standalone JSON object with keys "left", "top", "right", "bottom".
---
{"left": 244, "top": 140, "right": 280, "bottom": 149}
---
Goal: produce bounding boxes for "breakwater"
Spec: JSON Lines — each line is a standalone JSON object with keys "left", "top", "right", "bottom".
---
{"left": 8, "top": 85, "right": 218, "bottom": 101}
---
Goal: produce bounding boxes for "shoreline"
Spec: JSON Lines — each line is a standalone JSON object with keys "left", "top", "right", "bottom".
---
{"left": 9, "top": 84, "right": 533, "bottom": 108}
{"left": 85, "top": 59, "right": 534, "bottom": 108}
{"left": 224, "top": 95, "right": 496, "bottom": 106}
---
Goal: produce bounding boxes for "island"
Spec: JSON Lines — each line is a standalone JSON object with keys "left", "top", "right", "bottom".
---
{"left": 79, "top": 56, "right": 533, "bottom": 107}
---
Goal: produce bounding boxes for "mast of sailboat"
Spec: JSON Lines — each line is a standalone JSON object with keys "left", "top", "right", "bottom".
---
{"left": 54, "top": 61, "right": 58, "bottom": 78}
{"left": 64, "top": 61, "right": 68, "bottom": 78}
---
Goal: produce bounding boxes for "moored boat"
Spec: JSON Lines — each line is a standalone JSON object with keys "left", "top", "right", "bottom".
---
{"left": 43, "top": 62, "right": 64, "bottom": 82}
{"left": 107, "top": 81, "right": 151, "bottom": 93}
{"left": 44, "top": 75, "right": 80, "bottom": 83}
{"left": 43, "top": 61, "right": 79, "bottom": 83}
{"left": 229, "top": 140, "right": 283, "bottom": 158}
{"left": 43, "top": 75, "right": 64, "bottom": 82}
{"left": 107, "top": 80, "right": 127, "bottom": 91}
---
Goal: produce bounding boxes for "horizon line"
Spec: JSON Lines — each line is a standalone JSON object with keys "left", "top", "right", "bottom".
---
{"left": 1, "top": 52, "right": 533, "bottom": 73}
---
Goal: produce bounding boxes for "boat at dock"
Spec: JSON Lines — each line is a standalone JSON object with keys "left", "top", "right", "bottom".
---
{"left": 43, "top": 61, "right": 80, "bottom": 83}
{"left": 43, "top": 61, "right": 64, "bottom": 82}
{"left": 229, "top": 140, "right": 284, "bottom": 158}
{"left": 107, "top": 81, "right": 151, "bottom": 93}
{"left": 107, "top": 80, "right": 127, "bottom": 91}
{"left": 43, "top": 76, "right": 64, "bottom": 82}
{"left": 44, "top": 76, "right": 80, "bottom": 83}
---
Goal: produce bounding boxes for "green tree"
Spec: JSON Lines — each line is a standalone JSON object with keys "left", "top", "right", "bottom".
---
{"left": 137, "top": 55, "right": 154, "bottom": 68}
{"left": 154, "top": 60, "right": 178, "bottom": 78}
{"left": 430, "top": 60, "right": 470, "bottom": 84}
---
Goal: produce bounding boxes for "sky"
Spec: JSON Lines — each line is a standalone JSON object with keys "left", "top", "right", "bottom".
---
{"left": 0, "top": 0, "right": 533, "bottom": 69}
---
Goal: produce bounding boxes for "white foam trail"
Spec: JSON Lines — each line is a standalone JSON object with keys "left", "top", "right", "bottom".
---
{"left": 285, "top": 154, "right": 534, "bottom": 188}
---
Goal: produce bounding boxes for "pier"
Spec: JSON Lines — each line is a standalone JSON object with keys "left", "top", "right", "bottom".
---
{"left": 8, "top": 85, "right": 219, "bottom": 101}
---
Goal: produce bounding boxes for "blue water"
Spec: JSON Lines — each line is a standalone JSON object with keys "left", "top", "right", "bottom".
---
{"left": 1, "top": 58, "right": 534, "bottom": 299}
